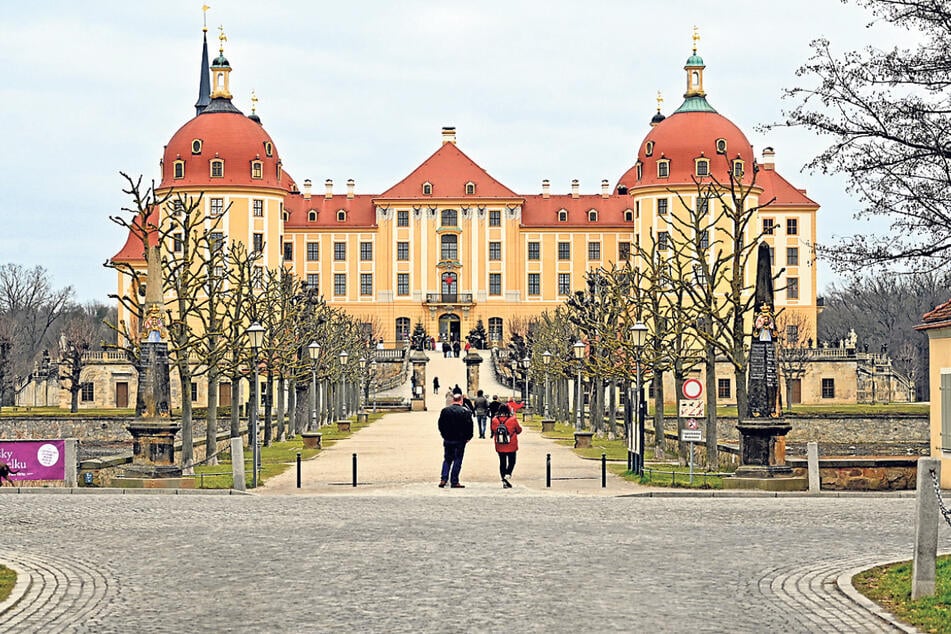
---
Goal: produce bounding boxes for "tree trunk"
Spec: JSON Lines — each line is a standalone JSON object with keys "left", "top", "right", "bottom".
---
{"left": 704, "top": 344, "right": 718, "bottom": 469}
{"left": 652, "top": 372, "right": 664, "bottom": 459}
{"left": 263, "top": 371, "right": 273, "bottom": 447}
{"left": 607, "top": 381, "right": 617, "bottom": 438}
{"left": 230, "top": 374, "right": 241, "bottom": 438}
{"left": 179, "top": 365, "right": 194, "bottom": 474}
{"left": 276, "top": 376, "right": 286, "bottom": 441}
{"left": 205, "top": 368, "right": 219, "bottom": 466}
{"left": 286, "top": 377, "right": 296, "bottom": 436}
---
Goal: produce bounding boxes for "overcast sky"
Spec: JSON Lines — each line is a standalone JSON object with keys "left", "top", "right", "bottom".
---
{"left": 0, "top": 1, "right": 913, "bottom": 303}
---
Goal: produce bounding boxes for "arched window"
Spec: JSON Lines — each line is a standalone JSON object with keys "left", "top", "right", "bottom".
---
{"left": 440, "top": 234, "right": 458, "bottom": 260}
{"left": 657, "top": 160, "right": 670, "bottom": 178}
{"left": 337, "top": 210, "right": 346, "bottom": 222}
{"left": 395, "top": 317, "right": 411, "bottom": 341}
{"left": 696, "top": 159, "right": 709, "bottom": 177}
{"left": 732, "top": 160, "right": 745, "bottom": 178}
{"left": 488, "top": 317, "right": 503, "bottom": 343}
{"left": 422, "top": 182, "right": 432, "bottom": 195}
{"left": 624, "top": 209, "right": 634, "bottom": 222}
{"left": 441, "top": 209, "right": 458, "bottom": 226}
{"left": 588, "top": 210, "right": 598, "bottom": 222}
{"left": 210, "top": 159, "right": 224, "bottom": 178}
{"left": 465, "top": 182, "right": 475, "bottom": 195}
{"left": 558, "top": 209, "right": 568, "bottom": 222}
{"left": 264, "top": 141, "right": 273, "bottom": 157}
{"left": 173, "top": 160, "right": 185, "bottom": 179}
{"left": 636, "top": 162, "right": 643, "bottom": 180}
{"left": 441, "top": 271, "right": 458, "bottom": 296}
{"left": 251, "top": 160, "right": 263, "bottom": 179}
{"left": 308, "top": 211, "right": 317, "bottom": 222}
{"left": 645, "top": 141, "right": 654, "bottom": 157}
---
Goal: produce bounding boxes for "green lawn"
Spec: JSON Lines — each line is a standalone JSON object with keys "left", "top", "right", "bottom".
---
{"left": 0, "top": 565, "right": 15, "bottom": 603}
{"left": 853, "top": 556, "right": 951, "bottom": 633}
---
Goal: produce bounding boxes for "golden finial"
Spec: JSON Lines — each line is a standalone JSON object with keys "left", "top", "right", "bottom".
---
{"left": 656, "top": 90, "right": 664, "bottom": 113}
{"left": 251, "top": 90, "right": 258, "bottom": 114}
{"left": 218, "top": 24, "right": 227, "bottom": 54}
{"left": 692, "top": 25, "right": 700, "bottom": 53}
{"left": 202, "top": 5, "right": 210, "bottom": 32}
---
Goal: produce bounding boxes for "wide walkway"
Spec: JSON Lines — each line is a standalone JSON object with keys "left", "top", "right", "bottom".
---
{"left": 263, "top": 350, "right": 642, "bottom": 495}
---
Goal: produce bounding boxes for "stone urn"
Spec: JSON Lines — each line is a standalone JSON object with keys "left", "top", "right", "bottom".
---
{"left": 541, "top": 419, "right": 556, "bottom": 434}
{"left": 301, "top": 432, "right": 322, "bottom": 450}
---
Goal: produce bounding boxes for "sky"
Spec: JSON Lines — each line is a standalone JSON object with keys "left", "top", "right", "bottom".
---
{"left": 0, "top": 0, "right": 916, "bottom": 304}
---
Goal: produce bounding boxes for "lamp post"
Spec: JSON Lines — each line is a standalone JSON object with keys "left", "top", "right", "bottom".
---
{"left": 631, "top": 322, "right": 648, "bottom": 475}
{"left": 307, "top": 342, "right": 320, "bottom": 431}
{"left": 359, "top": 356, "right": 367, "bottom": 415}
{"left": 510, "top": 359, "right": 517, "bottom": 400}
{"left": 573, "top": 340, "right": 585, "bottom": 431}
{"left": 542, "top": 351, "right": 551, "bottom": 419}
{"left": 522, "top": 355, "right": 531, "bottom": 415}
{"left": 247, "top": 322, "right": 265, "bottom": 488}
{"left": 370, "top": 359, "right": 378, "bottom": 412}
{"left": 339, "top": 350, "right": 349, "bottom": 419}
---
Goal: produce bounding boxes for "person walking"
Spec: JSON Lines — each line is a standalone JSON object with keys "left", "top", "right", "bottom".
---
{"left": 473, "top": 389, "right": 489, "bottom": 439}
{"left": 488, "top": 394, "right": 501, "bottom": 419}
{"left": 491, "top": 403, "right": 522, "bottom": 488}
{"left": 433, "top": 376, "right": 440, "bottom": 393}
{"left": 438, "top": 387, "right": 474, "bottom": 488}
{"left": 452, "top": 339, "right": 461, "bottom": 358}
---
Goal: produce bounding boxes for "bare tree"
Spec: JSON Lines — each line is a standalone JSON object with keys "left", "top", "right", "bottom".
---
{"left": 58, "top": 316, "right": 97, "bottom": 412}
{"left": 776, "top": 310, "right": 813, "bottom": 411}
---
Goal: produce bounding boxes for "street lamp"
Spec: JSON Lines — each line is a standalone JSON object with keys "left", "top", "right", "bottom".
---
{"left": 370, "top": 359, "right": 378, "bottom": 412}
{"left": 339, "top": 350, "right": 350, "bottom": 419}
{"left": 522, "top": 355, "right": 531, "bottom": 415}
{"left": 359, "top": 356, "right": 367, "bottom": 415}
{"left": 542, "top": 350, "right": 552, "bottom": 419}
{"left": 510, "top": 359, "right": 517, "bottom": 400}
{"left": 247, "top": 322, "right": 265, "bottom": 488}
{"left": 631, "top": 322, "right": 648, "bottom": 475}
{"left": 573, "top": 340, "right": 585, "bottom": 431}
{"left": 307, "top": 342, "right": 320, "bottom": 431}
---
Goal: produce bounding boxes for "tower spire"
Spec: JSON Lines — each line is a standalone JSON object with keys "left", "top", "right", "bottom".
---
{"left": 194, "top": 6, "right": 211, "bottom": 115}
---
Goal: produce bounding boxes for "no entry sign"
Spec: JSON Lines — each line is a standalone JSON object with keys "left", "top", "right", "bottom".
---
{"left": 682, "top": 378, "right": 703, "bottom": 400}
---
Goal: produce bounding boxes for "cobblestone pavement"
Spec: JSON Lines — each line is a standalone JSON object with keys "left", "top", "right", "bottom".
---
{"left": 2, "top": 493, "right": 948, "bottom": 632}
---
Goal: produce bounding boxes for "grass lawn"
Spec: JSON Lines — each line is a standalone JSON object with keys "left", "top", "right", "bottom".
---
{"left": 853, "top": 555, "right": 951, "bottom": 633}
{"left": 193, "top": 413, "right": 383, "bottom": 489}
{"left": 0, "top": 565, "right": 15, "bottom": 602}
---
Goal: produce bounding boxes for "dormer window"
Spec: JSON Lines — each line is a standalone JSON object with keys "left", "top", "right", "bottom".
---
{"left": 210, "top": 159, "right": 224, "bottom": 178}
{"left": 264, "top": 141, "right": 273, "bottom": 157}
{"left": 657, "top": 159, "right": 670, "bottom": 178}
{"left": 588, "top": 210, "right": 598, "bottom": 222}
{"left": 645, "top": 141, "right": 654, "bottom": 157}
{"left": 636, "top": 162, "right": 643, "bottom": 181}
{"left": 308, "top": 210, "right": 317, "bottom": 222}
{"left": 276, "top": 161, "right": 282, "bottom": 181}
{"left": 732, "top": 159, "right": 745, "bottom": 178}
{"left": 716, "top": 138, "right": 727, "bottom": 154}
{"left": 465, "top": 182, "right": 476, "bottom": 195}
{"left": 624, "top": 209, "right": 634, "bottom": 222}
{"left": 696, "top": 158, "right": 709, "bottom": 177}
{"left": 173, "top": 160, "right": 185, "bottom": 179}
{"left": 337, "top": 210, "right": 346, "bottom": 222}
{"left": 558, "top": 209, "right": 568, "bottom": 222}
{"left": 251, "top": 160, "right": 263, "bottom": 179}
{"left": 191, "top": 139, "right": 202, "bottom": 155}
{"left": 283, "top": 211, "right": 289, "bottom": 221}
{"left": 422, "top": 182, "right": 433, "bottom": 196}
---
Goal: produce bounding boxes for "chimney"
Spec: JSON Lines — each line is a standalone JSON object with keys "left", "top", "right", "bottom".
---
{"left": 761, "top": 146, "right": 775, "bottom": 170}
{"left": 347, "top": 178, "right": 355, "bottom": 199}
{"left": 601, "top": 179, "right": 610, "bottom": 198}
{"left": 442, "top": 126, "right": 456, "bottom": 145}
{"left": 325, "top": 178, "right": 333, "bottom": 199}
{"left": 542, "top": 179, "right": 550, "bottom": 199}
{"left": 303, "top": 179, "right": 312, "bottom": 200}
{"left": 571, "top": 179, "right": 579, "bottom": 199}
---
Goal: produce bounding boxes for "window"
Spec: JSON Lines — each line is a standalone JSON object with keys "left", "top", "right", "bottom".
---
{"left": 337, "top": 210, "right": 346, "bottom": 222}
{"left": 360, "top": 273, "right": 373, "bottom": 296}
{"left": 696, "top": 159, "right": 709, "bottom": 176}
{"left": 693, "top": 264, "right": 707, "bottom": 286}
{"left": 397, "top": 210, "right": 409, "bottom": 227}
{"left": 821, "top": 378, "right": 835, "bottom": 399}
{"left": 558, "top": 242, "right": 571, "bottom": 260}
{"left": 733, "top": 160, "right": 744, "bottom": 178}
{"left": 333, "top": 242, "right": 346, "bottom": 261}
{"left": 787, "top": 277, "right": 800, "bottom": 300}
{"left": 397, "top": 273, "right": 409, "bottom": 296}
{"left": 397, "top": 241, "right": 409, "bottom": 261}
{"left": 787, "top": 247, "right": 799, "bottom": 266}
{"left": 441, "top": 235, "right": 457, "bottom": 260}
{"left": 191, "top": 382, "right": 199, "bottom": 402}
{"left": 527, "top": 242, "right": 540, "bottom": 260}
{"left": 717, "top": 379, "right": 731, "bottom": 399}
{"left": 489, "top": 210, "right": 501, "bottom": 227}
{"left": 211, "top": 159, "right": 224, "bottom": 178}
{"left": 210, "top": 198, "right": 224, "bottom": 217}
{"left": 251, "top": 161, "right": 263, "bottom": 179}
{"left": 465, "top": 182, "right": 475, "bottom": 195}
{"left": 588, "top": 242, "right": 601, "bottom": 260}
{"left": 253, "top": 199, "right": 263, "bottom": 217}
{"left": 191, "top": 139, "right": 202, "bottom": 154}
{"left": 209, "top": 232, "right": 224, "bottom": 253}
{"left": 489, "top": 273, "right": 502, "bottom": 296}
{"left": 769, "top": 246, "right": 775, "bottom": 264}
{"left": 488, "top": 241, "right": 502, "bottom": 261}
{"left": 762, "top": 218, "right": 775, "bottom": 235}
{"left": 81, "top": 382, "right": 94, "bottom": 402}
{"left": 307, "top": 242, "right": 319, "bottom": 261}
{"left": 698, "top": 195, "right": 710, "bottom": 214}
{"left": 588, "top": 210, "right": 598, "bottom": 222}
{"left": 636, "top": 163, "right": 643, "bottom": 180}
{"left": 173, "top": 232, "right": 183, "bottom": 253}
{"left": 657, "top": 231, "right": 669, "bottom": 250}
{"left": 306, "top": 273, "right": 319, "bottom": 289}
{"left": 441, "top": 209, "right": 458, "bottom": 226}
{"left": 396, "top": 317, "right": 411, "bottom": 341}
{"left": 657, "top": 198, "right": 668, "bottom": 215}
{"left": 558, "top": 273, "right": 571, "bottom": 295}
{"left": 308, "top": 210, "right": 317, "bottom": 222}
{"left": 488, "top": 317, "right": 503, "bottom": 342}
{"left": 785, "top": 325, "right": 799, "bottom": 344}
{"left": 699, "top": 230, "right": 709, "bottom": 250}
{"left": 283, "top": 242, "right": 293, "bottom": 261}
{"left": 624, "top": 209, "right": 634, "bottom": 222}
{"left": 558, "top": 210, "right": 568, "bottom": 222}
{"left": 264, "top": 141, "right": 273, "bottom": 157}
{"left": 715, "top": 138, "right": 727, "bottom": 154}
{"left": 252, "top": 267, "right": 263, "bottom": 288}
{"left": 657, "top": 160, "right": 670, "bottom": 178}
{"left": 252, "top": 233, "right": 264, "bottom": 253}
{"left": 173, "top": 160, "right": 185, "bottom": 179}
{"left": 527, "top": 273, "right": 541, "bottom": 296}
{"left": 422, "top": 182, "right": 432, "bottom": 195}
{"left": 787, "top": 218, "right": 799, "bottom": 235}
{"left": 619, "top": 242, "right": 631, "bottom": 260}
{"left": 333, "top": 273, "right": 346, "bottom": 295}
{"left": 645, "top": 141, "right": 654, "bottom": 157}
{"left": 360, "top": 242, "right": 373, "bottom": 261}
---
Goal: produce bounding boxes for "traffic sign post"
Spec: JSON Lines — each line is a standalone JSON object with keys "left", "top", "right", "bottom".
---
{"left": 682, "top": 378, "right": 703, "bottom": 400}
{"left": 680, "top": 425, "right": 703, "bottom": 485}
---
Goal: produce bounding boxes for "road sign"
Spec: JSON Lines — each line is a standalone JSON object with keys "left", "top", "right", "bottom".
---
{"left": 680, "top": 429, "right": 702, "bottom": 442}
{"left": 678, "top": 399, "right": 704, "bottom": 418}
{"left": 682, "top": 378, "right": 703, "bottom": 400}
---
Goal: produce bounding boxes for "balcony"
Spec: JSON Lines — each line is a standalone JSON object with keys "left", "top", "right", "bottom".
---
{"left": 424, "top": 293, "right": 474, "bottom": 306}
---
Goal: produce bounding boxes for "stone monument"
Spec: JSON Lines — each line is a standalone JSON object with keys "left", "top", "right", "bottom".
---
{"left": 464, "top": 350, "right": 483, "bottom": 396}
{"left": 409, "top": 349, "right": 429, "bottom": 411}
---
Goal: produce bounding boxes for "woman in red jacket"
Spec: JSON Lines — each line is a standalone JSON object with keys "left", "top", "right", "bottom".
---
{"left": 490, "top": 404, "right": 523, "bottom": 488}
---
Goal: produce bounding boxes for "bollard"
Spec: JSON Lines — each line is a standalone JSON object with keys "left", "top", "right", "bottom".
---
{"left": 912, "top": 458, "right": 941, "bottom": 598}
{"left": 352, "top": 453, "right": 358, "bottom": 487}
{"left": 602, "top": 453, "right": 607, "bottom": 488}
{"left": 546, "top": 453, "right": 551, "bottom": 488}
{"left": 296, "top": 451, "right": 302, "bottom": 489}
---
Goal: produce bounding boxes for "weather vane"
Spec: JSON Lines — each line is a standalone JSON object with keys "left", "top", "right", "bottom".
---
{"left": 692, "top": 25, "right": 700, "bottom": 53}
{"left": 202, "top": 5, "right": 210, "bottom": 31}
{"left": 656, "top": 90, "right": 664, "bottom": 113}
{"left": 251, "top": 90, "right": 258, "bottom": 114}
{"left": 218, "top": 24, "right": 227, "bottom": 54}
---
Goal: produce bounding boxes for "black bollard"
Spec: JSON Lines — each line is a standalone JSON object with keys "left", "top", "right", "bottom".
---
{"left": 352, "top": 453, "right": 357, "bottom": 487}
{"left": 296, "top": 451, "right": 302, "bottom": 489}
{"left": 546, "top": 453, "right": 551, "bottom": 488}
{"left": 602, "top": 453, "right": 607, "bottom": 488}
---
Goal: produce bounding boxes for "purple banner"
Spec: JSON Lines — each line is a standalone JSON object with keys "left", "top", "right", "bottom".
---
{"left": 0, "top": 440, "right": 66, "bottom": 481}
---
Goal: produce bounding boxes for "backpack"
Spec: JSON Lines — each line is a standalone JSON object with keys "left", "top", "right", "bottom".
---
{"left": 495, "top": 418, "right": 511, "bottom": 444}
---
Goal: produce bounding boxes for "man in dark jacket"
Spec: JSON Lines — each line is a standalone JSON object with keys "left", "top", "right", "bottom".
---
{"left": 438, "top": 387, "right": 474, "bottom": 488}
{"left": 473, "top": 390, "right": 490, "bottom": 439}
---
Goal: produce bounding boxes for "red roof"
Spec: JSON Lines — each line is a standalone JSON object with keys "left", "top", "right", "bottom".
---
{"left": 916, "top": 298, "right": 951, "bottom": 331}
{"left": 757, "top": 165, "right": 818, "bottom": 208}
{"left": 110, "top": 208, "right": 158, "bottom": 263}
{"left": 283, "top": 193, "right": 376, "bottom": 229}
{"left": 521, "top": 195, "right": 633, "bottom": 227}
{"left": 379, "top": 142, "right": 518, "bottom": 199}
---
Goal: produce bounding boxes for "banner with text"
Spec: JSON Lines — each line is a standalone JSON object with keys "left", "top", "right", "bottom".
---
{"left": 0, "top": 440, "right": 66, "bottom": 480}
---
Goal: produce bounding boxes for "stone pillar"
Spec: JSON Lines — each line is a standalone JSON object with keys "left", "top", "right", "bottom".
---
{"left": 464, "top": 351, "right": 483, "bottom": 396}
{"left": 409, "top": 350, "right": 429, "bottom": 412}
{"left": 733, "top": 420, "right": 793, "bottom": 478}
{"left": 230, "top": 436, "right": 246, "bottom": 491}
{"left": 807, "top": 441, "right": 820, "bottom": 493}
{"left": 912, "top": 458, "right": 940, "bottom": 599}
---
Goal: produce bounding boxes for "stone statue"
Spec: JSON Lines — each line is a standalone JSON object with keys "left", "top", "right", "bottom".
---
{"left": 846, "top": 329, "right": 857, "bottom": 349}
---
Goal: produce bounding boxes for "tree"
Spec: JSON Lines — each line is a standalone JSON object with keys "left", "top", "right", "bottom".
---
{"left": 775, "top": 310, "right": 813, "bottom": 411}
{"left": 58, "top": 316, "right": 96, "bottom": 412}
{"left": 779, "top": 0, "right": 951, "bottom": 271}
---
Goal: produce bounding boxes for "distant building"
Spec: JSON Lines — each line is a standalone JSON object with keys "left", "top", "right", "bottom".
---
{"left": 916, "top": 298, "right": 951, "bottom": 488}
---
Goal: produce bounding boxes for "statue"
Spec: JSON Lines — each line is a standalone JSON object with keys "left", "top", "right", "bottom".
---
{"left": 846, "top": 329, "right": 857, "bottom": 349}
{"left": 747, "top": 243, "right": 779, "bottom": 418}
{"left": 752, "top": 303, "right": 777, "bottom": 342}
{"left": 140, "top": 305, "right": 168, "bottom": 343}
